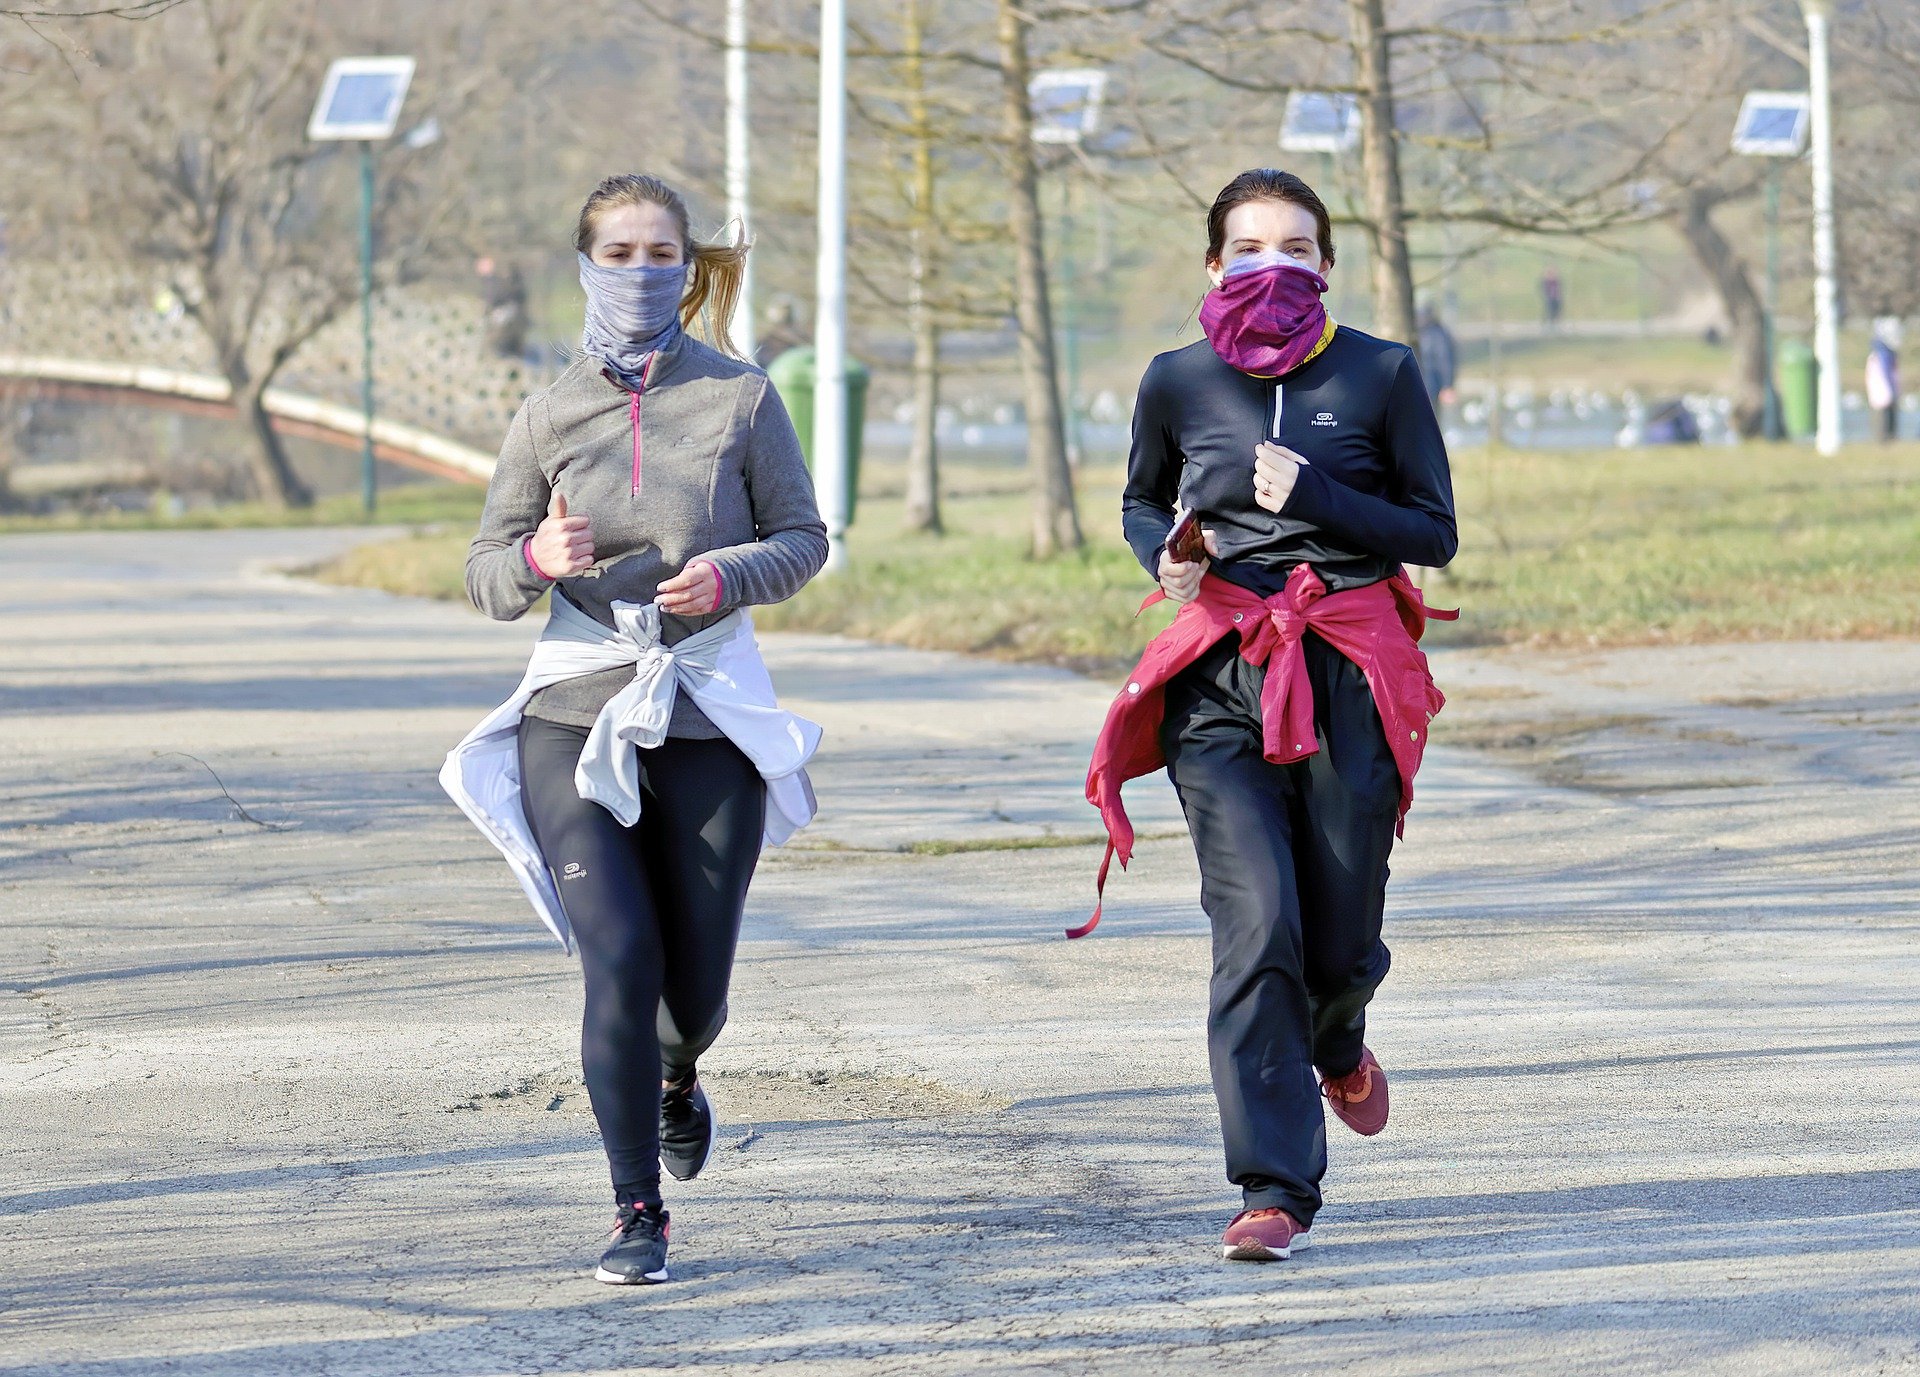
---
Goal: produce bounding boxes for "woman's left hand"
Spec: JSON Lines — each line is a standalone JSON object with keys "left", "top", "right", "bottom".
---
{"left": 1253, "top": 442, "right": 1308, "bottom": 513}
{"left": 655, "top": 560, "right": 722, "bottom": 615}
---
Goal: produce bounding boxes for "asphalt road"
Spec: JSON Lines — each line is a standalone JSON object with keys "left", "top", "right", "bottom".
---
{"left": 1, "top": 529, "right": 1915, "bottom": 1376}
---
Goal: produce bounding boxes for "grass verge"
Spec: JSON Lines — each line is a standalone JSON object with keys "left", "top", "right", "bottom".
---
{"left": 293, "top": 443, "right": 1920, "bottom": 667}
{"left": 0, "top": 484, "right": 487, "bottom": 535}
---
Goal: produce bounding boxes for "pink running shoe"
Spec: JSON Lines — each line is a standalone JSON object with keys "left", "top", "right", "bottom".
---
{"left": 1321, "top": 1045, "right": 1389, "bottom": 1136}
{"left": 1221, "top": 1207, "right": 1311, "bottom": 1262}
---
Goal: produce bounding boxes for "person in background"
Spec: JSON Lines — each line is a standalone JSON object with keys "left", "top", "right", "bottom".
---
{"left": 1540, "top": 267, "right": 1563, "bottom": 331}
{"left": 476, "top": 256, "right": 531, "bottom": 361}
{"left": 755, "top": 296, "right": 809, "bottom": 370}
{"left": 1416, "top": 303, "right": 1458, "bottom": 421}
{"left": 1867, "top": 317, "right": 1901, "bottom": 443}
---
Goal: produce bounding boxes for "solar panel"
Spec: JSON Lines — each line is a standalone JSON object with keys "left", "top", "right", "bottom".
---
{"left": 308, "top": 57, "right": 417, "bottom": 141}
{"left": 1731, "top": 91, "right": 1810, "bottom": 157}
{"left": 1029, "top": 69, "right": 1107, "bottom": 146}
{"left": 1280, "top": 92, "right": 1360, "bottom": 154}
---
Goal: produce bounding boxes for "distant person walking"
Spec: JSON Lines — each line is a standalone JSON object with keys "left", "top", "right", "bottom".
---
{"left": 1867, "top": 317, "right": 1901, "bottom": 442}
{"left": 443, "top": 174, "right": 828, "bottom": 1286}
{"left": 476, "top": 256, "right": 530, "bottom": 361}
{"left": 754, "top": 296, "right": 808, "bottom": 369}
{"left": 1086, "top": 168, "right": 1457, "bottom": 1264}
{"left": 1540, "top": 267, "right": 1563, "bottom": 331}
{"left": 1416, "top": 303, "right": 1458, "bottom": 419}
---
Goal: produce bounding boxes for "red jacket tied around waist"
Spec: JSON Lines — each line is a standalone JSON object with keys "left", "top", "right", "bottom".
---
{"left": 1078, "top": 564, "right": 1456, "bottom": 939}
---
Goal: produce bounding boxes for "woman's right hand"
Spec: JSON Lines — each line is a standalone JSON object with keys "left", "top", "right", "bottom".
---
{"left": 1157, "top": 528, "right": 1219, "bottom": 604}
{"left": 529, "top": 491, "right": 595, "bottom": 577}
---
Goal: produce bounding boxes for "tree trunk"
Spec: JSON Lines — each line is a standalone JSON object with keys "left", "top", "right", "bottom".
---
{"left": 1677, "top": 190, "right": 1769, "bottom": 437}
{"left": 0, "top": 397, "right": 18, "bottom": 514}
{"left": 903, "top": 0, "right": 942, "bottom": 535}
{"left": 235, "top": 377, "right": 314, "bottom": 509}
{"left": 905, "top": 309, "right": 943, "bottom": 534}
{"left": 1348, "top": 0, "right": 1419, "bottom": 355}
{"left": 997, "top": 0, "right": 1082, "bottom": 557}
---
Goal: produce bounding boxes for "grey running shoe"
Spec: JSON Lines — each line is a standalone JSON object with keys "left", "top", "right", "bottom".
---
{"left": 596, "top": 1203, "right": 670, "bottom": 1284}
{"left": 660, "top": 1078, "right": 717, "bottom": 1182}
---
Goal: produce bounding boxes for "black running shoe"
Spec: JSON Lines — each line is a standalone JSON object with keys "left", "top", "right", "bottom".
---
{"left": 660, "top": 1078, "right": 717, "bottom": 1182}
{"left": 596, "top": 1203, "right": 670, "bottom": 1285}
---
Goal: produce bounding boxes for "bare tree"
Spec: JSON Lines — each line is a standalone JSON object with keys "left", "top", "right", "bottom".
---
{"left": 1832, "top": 1, "right": 1920, "bottom": 318}
{"left": 10, "top": 0, "right": 549, "bottom": 506}
{"left": 1142, "top": 0, "right": 1711, "bottom": 360}
{"left": 0, "top": 0, "right": 188, "bottom": 76}
{"left": 838, "top": 2, "right": 1019, "bottom": 536}
{"left": 1561, "top": 1, "right": 1806, "bottom": 435}
{"left": 996, "top": 0, "right": 1081, "bottom": 554}
{"left": 1, "top": 1, "right": 182, "bottom": 11}
{"left": 1348, "top": 0, "right": 1418, "bottom": 350}
{"left": 901, "top": 0, "right": 945, "bottom": 533}
{"left": 1678, "top": 184, "right": 1772, "bottom": 430}
{"left": 630, "top": 0, "right": 1085, "bottom": 553}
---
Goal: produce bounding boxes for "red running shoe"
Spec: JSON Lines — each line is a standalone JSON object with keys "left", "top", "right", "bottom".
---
{"left": 1321, "top": 1045, "right": 1389, "bottom": 1136}
{"left": 1221, "top": 1207, "right": 1311, "bottom": 1262}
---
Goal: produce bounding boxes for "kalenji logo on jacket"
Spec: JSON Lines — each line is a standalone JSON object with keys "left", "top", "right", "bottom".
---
{"left": 1312, "top": 411, "right": 1338, "bottom": 426}
{"left": 563, "top": 861, "right": 588, "bottom": 880}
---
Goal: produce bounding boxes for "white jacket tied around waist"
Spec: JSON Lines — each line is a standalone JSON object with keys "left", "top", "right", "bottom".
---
{"left": 440, "top": 592, "right": 821, "bottom": 951}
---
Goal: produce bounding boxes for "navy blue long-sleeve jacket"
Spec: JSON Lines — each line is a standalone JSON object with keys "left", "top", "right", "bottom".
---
{"left": 1123, "top": 327, "right": 1457, "bottom": 596}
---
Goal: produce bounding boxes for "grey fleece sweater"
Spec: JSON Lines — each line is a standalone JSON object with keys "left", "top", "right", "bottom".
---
{"left": 466, "top": 332, "right": 828, "bottom": 736}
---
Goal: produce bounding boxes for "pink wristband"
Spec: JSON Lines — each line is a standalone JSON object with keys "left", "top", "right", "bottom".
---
{"left": 523, "top": 535, "right": 555, "bottom": 582}
{"left": 702, "top": 560, "right": 724, "bottom": 613}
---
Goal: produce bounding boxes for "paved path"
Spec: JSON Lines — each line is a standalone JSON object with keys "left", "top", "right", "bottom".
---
{"left": 1, "top": 530, "right": 1915, "bottom": 1376}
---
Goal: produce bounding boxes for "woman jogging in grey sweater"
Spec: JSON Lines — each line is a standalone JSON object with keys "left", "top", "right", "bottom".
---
{"left": 457, "top": 174, "right": 828, "bottom": 1285}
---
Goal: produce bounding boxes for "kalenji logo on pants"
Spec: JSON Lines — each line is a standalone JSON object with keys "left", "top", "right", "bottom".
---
{"left": 563, "top": 861, "right": 588, "bottom": 880}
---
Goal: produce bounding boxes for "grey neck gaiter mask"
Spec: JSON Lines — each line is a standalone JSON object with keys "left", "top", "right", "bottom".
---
{"left": 578, "top": 251, "right": 689, "bottom": 389}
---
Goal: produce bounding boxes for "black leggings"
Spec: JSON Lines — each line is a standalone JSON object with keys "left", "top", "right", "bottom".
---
{"left": 517, "top": 716, "right": 767, "bottom": 1200}
{"left": 1161, "top": 631, "right": 1398, "bottom": 1226}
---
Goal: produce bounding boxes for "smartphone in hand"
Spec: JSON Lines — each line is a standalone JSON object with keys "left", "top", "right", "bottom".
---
{"left": 1164, "top": 506, "right": 1206, "bottom": 564}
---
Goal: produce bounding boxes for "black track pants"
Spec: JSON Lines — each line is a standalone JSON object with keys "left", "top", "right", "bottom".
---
{"left": 1160, "top": 631, "right": 1398, "bottom": 1225}
{"left": 516, "top": 717, "right": 767, "bottom": 1197}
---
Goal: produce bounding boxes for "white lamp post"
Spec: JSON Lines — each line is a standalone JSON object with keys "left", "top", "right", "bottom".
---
{"left": 1803, "top": 0, "right": 1842, "bottom": 456}
{"left": 725, "top": 0, "right": 755, "bottom": 360}
{"left": 814, "top": 0, "right": 849, "bottom": 570}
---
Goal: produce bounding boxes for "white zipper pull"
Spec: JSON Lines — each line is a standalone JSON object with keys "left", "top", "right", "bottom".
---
{"left": 1272, "top": 383, "right": 1284, "bottom": 440}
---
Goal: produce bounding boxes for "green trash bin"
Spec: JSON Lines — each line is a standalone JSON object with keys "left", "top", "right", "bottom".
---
{"left": 1776, "top": 339, "right": 1818, "bottom": 440}
{"left": 766, "top": 346, "right": 869, "bottom": 526}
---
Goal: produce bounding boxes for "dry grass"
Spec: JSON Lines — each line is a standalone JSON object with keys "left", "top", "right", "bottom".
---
{"left": 298, "top": 441, "right": 1920, "bottom": 670}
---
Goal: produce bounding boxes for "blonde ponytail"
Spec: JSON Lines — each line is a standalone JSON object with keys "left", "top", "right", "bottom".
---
{"left": 683, "top": 231, "right": 751, "bottom": 361}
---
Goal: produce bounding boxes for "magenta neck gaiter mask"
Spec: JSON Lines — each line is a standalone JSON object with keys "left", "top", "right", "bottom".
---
{"left": 1199, "top": 252, "right": 1331, "bottom": 377}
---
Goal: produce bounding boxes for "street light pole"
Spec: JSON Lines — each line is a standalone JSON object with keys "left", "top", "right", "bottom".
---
{"left": 813, "top": 0, "right": 849, "bottom": 571}
{"left": 1027, "top": 69, "right": 1105, "bottom": 468}
{"left": 725, "top": 0, "right": 755, "bottom": 361}
{"left": 1731, "top": 92, "right": 1806, "bottom": 443}
{"left": 1763, "top": 168, "right": 1783, "bottom": 441}
{"left": 307, "top": 57, "right": 414, "bottom": 516}
{"left": 1804, "top": 0, "right": 1842, "bottom": 456}
{"left": 358, "top": 141, "right": 377, "bottom": 516}
{"left": 1058, "top": 167, "right": 1081, "bottom": 466}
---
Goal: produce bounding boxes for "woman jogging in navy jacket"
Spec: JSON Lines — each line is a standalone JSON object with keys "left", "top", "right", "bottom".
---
{"left": 1086, "top": 168, "right": 1457, "bottom": 1262}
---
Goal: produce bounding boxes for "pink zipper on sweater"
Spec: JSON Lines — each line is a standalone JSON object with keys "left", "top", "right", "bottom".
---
{"left": 628, "top": 353, "right": 658, "bottom": 497}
